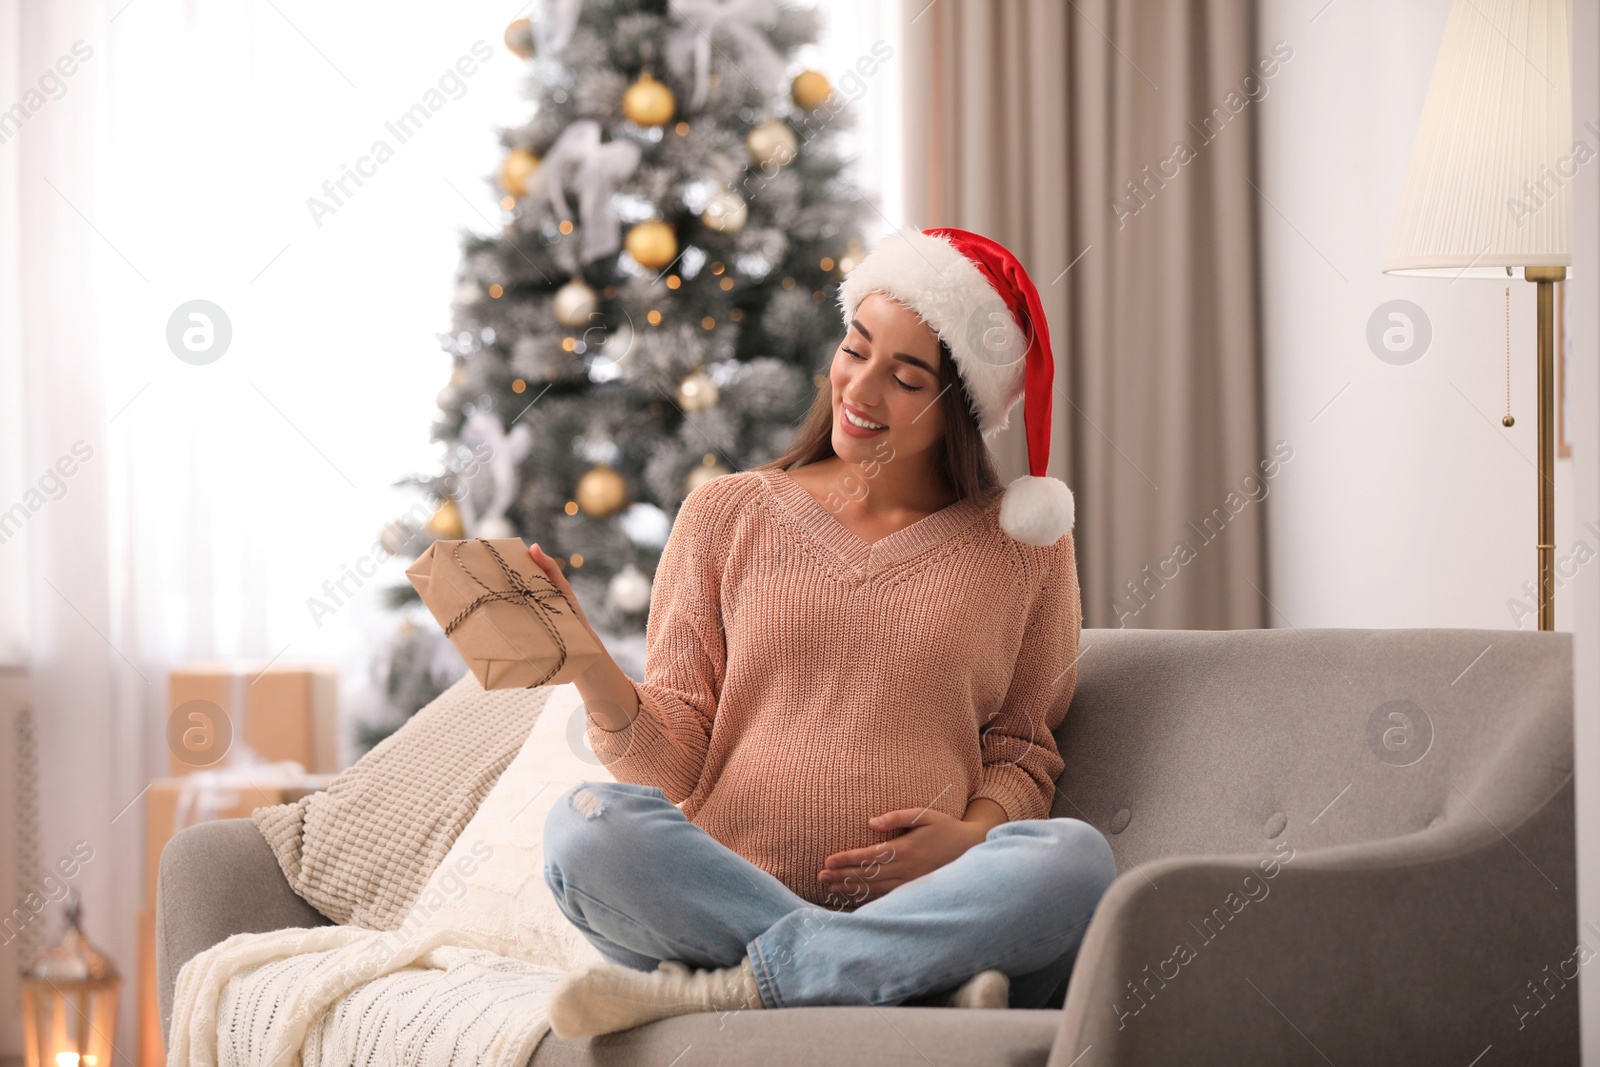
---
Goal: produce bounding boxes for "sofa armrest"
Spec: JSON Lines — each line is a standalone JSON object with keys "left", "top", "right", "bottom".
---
{"left": 155, "top": 817, "right": 334, "bottom": 1044}
{"left": 1052, "top": 775, "right": 1578, "bottom": 1067}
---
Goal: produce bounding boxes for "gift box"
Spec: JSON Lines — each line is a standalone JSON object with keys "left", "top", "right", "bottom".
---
{"left": 144, "top": 774, "right": 333, "bottom": 907}
{"left": 138, "top": 905, "right": 161, "bottom": 1067}
{"left": 406, "top": 537, "right": 603, "bottom": 689}
{"left": 166, "top": 663, "right": 339, "bottom": 776}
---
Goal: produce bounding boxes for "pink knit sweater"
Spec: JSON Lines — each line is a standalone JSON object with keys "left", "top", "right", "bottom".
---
{"left": 586, "top": 466, "right": 1083, "bottom": 909}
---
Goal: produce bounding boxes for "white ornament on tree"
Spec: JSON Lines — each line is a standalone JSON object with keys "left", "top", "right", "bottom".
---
{"left": 607, "top": 563, "right": 653, "bottom": 613}
{"left": 617, "top": 502, "right": 671, "bottom": 548}
{"left": 475, "top": 515, "right": 517, "bottom": 539}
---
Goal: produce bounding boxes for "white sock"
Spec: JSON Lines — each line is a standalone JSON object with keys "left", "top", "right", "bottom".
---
{"left": 941, "top": 968, "right": 1010, "bottom": 1009}
{"left": 548, "top": 956, "right": 766, "bottom": 1039}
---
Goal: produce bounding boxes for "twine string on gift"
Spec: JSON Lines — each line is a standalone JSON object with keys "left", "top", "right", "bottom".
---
{"left": 444, "top": 539, "right": 573, "bottom": 688}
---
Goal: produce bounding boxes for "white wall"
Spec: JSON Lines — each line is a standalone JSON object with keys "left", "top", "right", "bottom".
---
{"left": 1259, "top": 0, "right": 1586, "bottom": 632}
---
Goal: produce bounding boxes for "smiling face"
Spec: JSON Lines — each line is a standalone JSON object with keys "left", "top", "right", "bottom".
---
{"left": 829, "top": 290, "right": 947, "bottom": 467}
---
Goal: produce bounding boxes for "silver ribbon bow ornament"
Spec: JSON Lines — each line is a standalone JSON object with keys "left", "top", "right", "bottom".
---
{"left": 528, "top": 0, "right": 584, "bottom": 57}
{"left": 663, "top": 0, "right": 786, "bottom": 112}
{"left": 524, "top": 119, "right": 644, "bottom": 264}
{"left": 456, "top": 409, "right": 535, "bottom": 538}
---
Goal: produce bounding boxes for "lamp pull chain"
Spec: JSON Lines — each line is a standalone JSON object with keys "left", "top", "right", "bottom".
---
{"left": 1502, "top": 285, "right": 1515, "bottom": 427}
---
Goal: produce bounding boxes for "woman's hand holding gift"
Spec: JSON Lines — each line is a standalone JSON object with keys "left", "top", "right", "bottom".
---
{"left": 528, "top": 540, "right": 644, "bottom": 734}
{"left": 528, "top": 542, "right": 598, "bottom": 637}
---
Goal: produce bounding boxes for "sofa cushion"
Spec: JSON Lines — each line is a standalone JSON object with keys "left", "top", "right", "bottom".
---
{"left": 251, "top": 671, "right": 554, "bottom": 929}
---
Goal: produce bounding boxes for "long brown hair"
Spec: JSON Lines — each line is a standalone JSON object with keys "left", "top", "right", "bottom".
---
{"left": 751, "top": 331, "right": 1002, "bottom": 503}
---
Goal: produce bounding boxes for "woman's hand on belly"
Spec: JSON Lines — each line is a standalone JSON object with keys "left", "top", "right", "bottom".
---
{"left": 816, "top": 807, "right": 987, "bottom": 904}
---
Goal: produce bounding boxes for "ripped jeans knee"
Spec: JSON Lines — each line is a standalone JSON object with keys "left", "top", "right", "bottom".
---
{"left": 555, "top": 780, "right": 669, "bottom": 823}
{"left": 545, "top": 781, "right": 673, "bottom": 876}
{"left": 569, "top": 784, "right": 606, "bottom": 818}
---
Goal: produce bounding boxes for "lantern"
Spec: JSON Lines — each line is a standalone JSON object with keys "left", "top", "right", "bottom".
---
{"left": 20, "top": 890, "right": 121, "bottom": 1067}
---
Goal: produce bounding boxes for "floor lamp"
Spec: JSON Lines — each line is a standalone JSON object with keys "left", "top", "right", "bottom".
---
{"left": 1383, "top": 0, "right": 1573, "bottom": 631}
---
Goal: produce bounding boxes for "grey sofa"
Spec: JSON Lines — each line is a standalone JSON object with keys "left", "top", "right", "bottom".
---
{"left": 157, "top": 627, "right": 1580, "bottom": 1066}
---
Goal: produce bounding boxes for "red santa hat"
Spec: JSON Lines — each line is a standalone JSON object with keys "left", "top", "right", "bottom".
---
{"left": 837, "top": 226, "right": 1075, "bottom": 546}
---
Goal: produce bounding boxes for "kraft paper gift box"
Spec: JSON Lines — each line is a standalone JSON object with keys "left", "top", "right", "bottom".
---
{"left": 406, "top": 537, "right": 602, "bottom": 689}
{"left": 166, "top": 662, "right": 339, "bottom": 777}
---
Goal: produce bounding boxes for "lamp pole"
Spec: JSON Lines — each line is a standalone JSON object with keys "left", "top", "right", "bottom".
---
{"left": 1529, "top": 265, "right": 1566, "bottom": 631}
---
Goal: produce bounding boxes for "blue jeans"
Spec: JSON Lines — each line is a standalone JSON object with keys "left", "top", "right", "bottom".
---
{"left": 542, "top": 780, "right": 1118, "bottom": 1010}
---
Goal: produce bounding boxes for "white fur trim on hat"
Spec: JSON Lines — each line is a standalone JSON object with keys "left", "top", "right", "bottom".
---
{"left": 999, "top": 475, "right": 1075, "bottom": 546}
{"left": 837, "top": 230, "right": 1027, "bottom": 437}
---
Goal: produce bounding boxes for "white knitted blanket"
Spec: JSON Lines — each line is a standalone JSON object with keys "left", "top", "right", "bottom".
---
{"left": 167, "top": 684, "right": 613, "bottom": 1067}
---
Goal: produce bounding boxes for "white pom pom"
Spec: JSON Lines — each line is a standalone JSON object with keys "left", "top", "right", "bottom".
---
{"left": 998, "top": 475, "right": 1075, "bottom": 546}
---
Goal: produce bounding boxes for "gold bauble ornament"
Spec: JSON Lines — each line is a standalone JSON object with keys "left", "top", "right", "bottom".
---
{"left": 500, "top": 148, "right": 540, "bottom": 198}
{"left": 553, "top": 278, "right": 599, "bottom": 328}
{"left": 700, "top": 189, "right": 747, "bottom": 234}
{"left": 676, "top": 367, "right": 719, "bottom": 412}
{"left": 746, "top": 119, "right": 797, "bottom": 168}
{"left": 684, "top": 455, "right": 730, "bottom": 494}
{"left": 425, "top": 498, "right": 465, "bottom": 539}
{"left": 791, "top": 69, "right": 833, "bottom": 111}
{"left": 504, "top": 18, "right": 535, "bottom": 58}
{"left": 623, "top": 70, "right": 675, "bottom": 127}
{"left": 625, "top": 220, "right": 677, "bottom": 270}
{"left": 576, "top": 465, "right": 629, "bottom": 518}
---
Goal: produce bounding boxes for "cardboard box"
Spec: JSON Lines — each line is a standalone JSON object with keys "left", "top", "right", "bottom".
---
{"left": 167, "top": 663, "right": 339, "bottom": 776}
{"left": 145, "top": 775, "right": 332, "bottom": 908}
{"left": 138, "top": 905, "right": 161, "bottom": 1067}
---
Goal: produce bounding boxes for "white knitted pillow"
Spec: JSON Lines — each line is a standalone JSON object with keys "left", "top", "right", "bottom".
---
{"left": 178, "top": 685, "right": 621, "bottom": 1066}
{"left": 348, "top": 681, "right": 616, "bottom": 975}
{"left": 252, "top": 672, "right": 606, "bottom": 930}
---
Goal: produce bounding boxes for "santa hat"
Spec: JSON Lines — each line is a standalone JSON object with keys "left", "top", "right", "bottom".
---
{"left": 837, "top": 227, "right": 1075, "bottom": 546}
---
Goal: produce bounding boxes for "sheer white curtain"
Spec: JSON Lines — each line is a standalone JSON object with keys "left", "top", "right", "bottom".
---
{"left": 1, "top": 0, "right": 525, "bottom": 1052}
{"left": 808, "top": 0, "right": 905, "bottom": 243}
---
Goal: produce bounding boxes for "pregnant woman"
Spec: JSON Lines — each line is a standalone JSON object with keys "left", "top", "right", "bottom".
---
{"left": 534, "top": 227, "right": 1116, "bottom": 1038}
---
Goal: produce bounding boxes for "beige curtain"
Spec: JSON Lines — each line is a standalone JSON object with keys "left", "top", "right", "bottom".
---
{"left": 900, "top": 0, "right": 1267, "bottom": 629}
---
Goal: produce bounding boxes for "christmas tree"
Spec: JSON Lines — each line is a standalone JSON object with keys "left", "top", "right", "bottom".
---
{"left": 358, "top": 0, "right": 874, "bottom": 750}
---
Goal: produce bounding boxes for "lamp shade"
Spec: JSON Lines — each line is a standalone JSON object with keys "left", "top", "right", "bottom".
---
{"left": 1383, "top": 0, "right": 1572, "bottom": 278}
